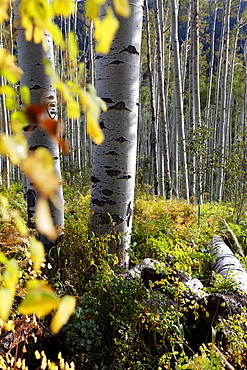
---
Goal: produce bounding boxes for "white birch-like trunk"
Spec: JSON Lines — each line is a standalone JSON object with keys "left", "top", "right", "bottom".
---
{"left": 217, "top": 0, "right": 231, "bottom": 202}
{"left": 206, "top": 0, "right": 218, "bottom": 202}
{"left": 144, "top": 0, "right": 159, "bottom": 195}
{"left": 154, "top": 0, "right": 172, "bottom": 199}
{"left": 170, "top": 0, "right": 189, "bottom": 202}
{"left": 15, "top": 2, "right": 64, "bottom": 245}
{"left": 209, "top": 236, "right": 247, "bottom": 295}
{"left": 90, "top": 0, "right": 143, "bottom": 268}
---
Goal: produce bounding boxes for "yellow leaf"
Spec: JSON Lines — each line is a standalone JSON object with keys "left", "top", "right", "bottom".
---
{"left": 87, "top": 112, "right": 104, "bottom": 145}
{"left": 80, "top": 85, "right": 105, "bottom": 145}
{"left": 20, "top": 86, "right": 30, "bottom": 105}
{"left": 33, "top": 26, "right": 44, "bottom": 45}
{"left": 29, "top": 236, "right": 45, "bottom": 272}
{"left": 35, "top": 197, "right": 59, "bottom": 242}
{"left": 2, "top": 258, "right": 19, "bottom": 291}
{"left": 5, "top": 96, "right": 16, "bottom": 111}
{"left": 113, "top": 0, "right": 130, "bottom": 17}
{"left": 0, "top": 48, "right": 23, "bottom": 84}
{"left": 0, "top": 134, "right": 28, "bottom": 164}
{"left": 86, "top": 0, "right": 107, "bottom": 19}
{"left": 0, "top": 85, "right": 16, "bottom": 97}
{"left": 0, "top": 195, "right": 10, "bottom": 222}
{"left": 67, "top": 99, "right": 80, "bottom": 119}
{"left": 0, "top": 289, "right": 14, "bottom": 321}
{"left": 94, "top": 6, "right": 119, "bottom": 54}
{"left": 51, "top": 0, "right": 75, "bottom": 17}
{"left": 21, "top": 147, "right": 59, "bottom": 197}
{"left": 46, "top": 22, "right": 65, "bottom": 49}
{"left": 11, "top": 210, "right": 28, "bottom": 236}
{"left": 0, "top": 251, "right": 9, "bottom": 265}
{"left": 50, "top": 296, "right": 76, "bottom": 334}
{"left": 67, "top": 31, "right": 78, "bottom": 66}
{"left": 18, "top": 280, "right": 59, "bottom": 318}
{"left": 0, "top": 0, "right": 9, "bottom": 23}
{"left": 10, "top": 112, "right": 28, "bottom": 134}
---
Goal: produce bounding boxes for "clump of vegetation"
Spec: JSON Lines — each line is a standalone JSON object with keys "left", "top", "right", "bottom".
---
{"left": 1, "top": 183, "right": 247, "bottom": 369}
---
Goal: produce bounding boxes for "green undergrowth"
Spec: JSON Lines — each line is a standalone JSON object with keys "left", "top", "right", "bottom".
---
{"left": 1, "top": 183, "right": 247, "bottom": 369}
{"left": 60, "top": 184, "right": 247, "bottom": 369}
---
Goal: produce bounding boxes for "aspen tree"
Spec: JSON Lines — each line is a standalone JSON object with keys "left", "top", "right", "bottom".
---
{"left": 217, "top": 0, "right": 231, "bottom": 201}
{"left": 14, "top": 0, "right": 64, "bottom": 246}
{"left": 144, "top": 0, "right": 159, "bottom": 195}
{"left": 90, "top": 0, "right": 144, "bottom": 268}
{"left": 170, "top": 0, "right": 189, "bottom": 201}
{"left": 154, "top": 0, "right": 172, "bottom": 199}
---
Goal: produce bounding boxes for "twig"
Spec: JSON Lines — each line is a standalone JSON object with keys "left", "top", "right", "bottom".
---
{"left": 223, "top": 219, "right": 246, "bottom": 259}
{"left": 212, "top": 344, "right": 235, "bottom": 370}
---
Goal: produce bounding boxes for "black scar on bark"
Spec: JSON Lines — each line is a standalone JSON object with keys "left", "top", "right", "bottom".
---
{"left": 106, "top": 169, "right": 121, "bottom": 177}
{"left": 106, "top": 151, "right": 119, "bottom": 156}
{"left": 112, "top": 214, "right": 124, "bottom": 225}
{"left": 120, "top": 45, "right": 139, "bottom": 55}
{"left": 29, "top": 145, "right": 41, "bottom": 151}
{"left": 126, "top": 201, "right": 132, "bottom": 227}
{"left": 99, "top": 121, "right": 106, "bottom": 129}
{"left": 110, "top": 60, "right": 124, "bottom": 65}
{"left": 119, "top": 175, "right": 131, "bottom": 179}
{"left": 102, "top": 189, "right": 114, "bottom": 196}
{"left": 30, "top": 84, "right": 42, "bottom": 90}
{"left": 91, "top": 176, "right": 100, "bottom": 183}
{"left": 108, "top": 101, "right": 131, "bottom": 111}
{"left": 115, "top": 136, "right": 128, "bottom": 143}
{"left": 92, "top": 198, "right": 116, "bottom": 206}
{"left": 27, "top": 189, "right": 36, "bottom": 228}
{"left": 102, "top": 97, "right": 114, "bottom": 103}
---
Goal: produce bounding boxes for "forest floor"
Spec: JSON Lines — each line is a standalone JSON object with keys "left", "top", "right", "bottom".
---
{"left": 1, "top": 182, "right": 247, "bottom": 369}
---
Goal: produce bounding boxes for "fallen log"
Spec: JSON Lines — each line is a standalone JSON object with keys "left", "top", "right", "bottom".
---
{"left": 209, "top": 235, "right": 247, "bottom": 295}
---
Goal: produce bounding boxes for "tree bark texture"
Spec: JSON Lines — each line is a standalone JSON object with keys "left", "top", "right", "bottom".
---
{"left": 170, "top": 0, "right": 189, "bottom": 202}
{"left": 154, "top": 0, "right": 172, "bottom": 199}
{"left": 90, "top": 0, "right": 144, "bottom": 268}
{"left": 209, "top": 236, "right": 247, "bottom": 295}
{"left": 15, "top": 2, "right": 64, "bottom": 245}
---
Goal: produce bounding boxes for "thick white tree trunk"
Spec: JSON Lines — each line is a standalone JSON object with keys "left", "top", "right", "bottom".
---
{"left": 15, "top": 3, "right": 64, "bottom": 245}
{"left": 209, "top": 236, "right": 247, "bottom": 295}
{"left": 90, "top": 0, "right": 143, "bottom": 268}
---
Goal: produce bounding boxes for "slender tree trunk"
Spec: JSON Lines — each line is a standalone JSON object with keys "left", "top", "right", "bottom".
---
{"left": 217, "top": 0, "right": 231, "bottom": 201}
{"left": 154, "top": 0, "right": 172, "bottom": 199}
{"left": 90, "top": 0, "right": 144, "bottom": 268}
{"left": 206, "top": 0, "right": 218, "bottom": 202}
{"left": 144, "top": 0, "right": 159, "bottom": 195}
{"left": 170, "top": 0, "right": 189, "bottom": 201}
